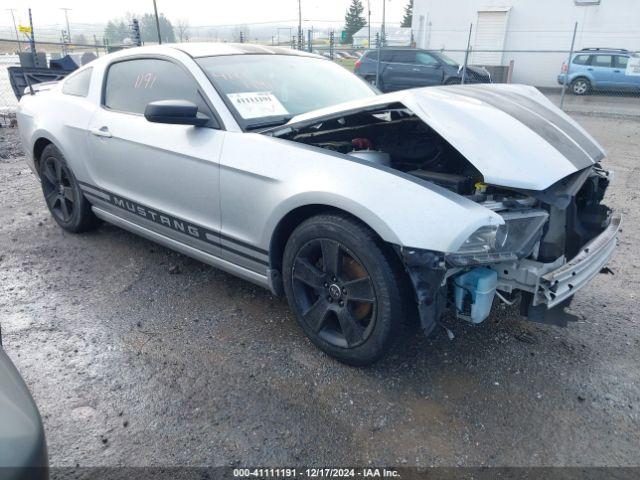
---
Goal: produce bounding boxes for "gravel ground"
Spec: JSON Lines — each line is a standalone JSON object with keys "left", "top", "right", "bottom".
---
{"left": 0, "top": 116, "right": 639, "bottom": 468}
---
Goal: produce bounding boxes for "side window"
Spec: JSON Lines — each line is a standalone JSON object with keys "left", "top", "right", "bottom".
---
{"left": 391, "top": 50, "right": 416, "bottom": 64}
{"left": 416, "top": 52, "right": 439, "bottom": 66}
{"left": 591, "top": 55, "right": 612, "bottom": 68}
{"left": 572, "top": 55, "right": 591, "bottom": 65}
{"left": 104, "top": 58, "right": 212, "bottom": 118}
{"left": 379, "top": 51, "right": 395, "bottom": 62}
{"left": 614, "top": 56, "right": 629, "bottom": 69}
{"left": 62, "top": 67, "right": 93, "bottom": 97}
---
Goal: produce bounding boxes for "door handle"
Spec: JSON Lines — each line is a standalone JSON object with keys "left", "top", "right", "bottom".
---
{"left": 412, "top": 68, "right": 421, "bottom": 71}
{"left": 613, "top": 69, "right": 621, "bottom": 73}
{"left": 90, "top": 127, "right": 112, "bottom": 138}
{"left": 587, "top": 68, "right": 594, "bottom": 71}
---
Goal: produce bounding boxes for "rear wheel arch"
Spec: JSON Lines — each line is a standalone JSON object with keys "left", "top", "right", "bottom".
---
{"left": 33, "top": 137, "right": 53, "bottom": 174}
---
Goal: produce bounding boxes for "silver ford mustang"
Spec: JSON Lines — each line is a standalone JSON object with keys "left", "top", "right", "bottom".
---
{"left": 17, "top": 43, "right": 619, "bottom": 365}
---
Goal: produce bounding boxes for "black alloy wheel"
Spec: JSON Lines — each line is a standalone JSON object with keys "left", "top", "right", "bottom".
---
{"left": 291, "top": 238, "right": 377, "bottom": 349}
{"left": 283, "top": 213, "right": 409, "bottom": 366}
{"left": 41, "top": 155, "right": 77, "bottom": 224}
{"left": 39, "top": 143, "right": 101, "bottom": 233}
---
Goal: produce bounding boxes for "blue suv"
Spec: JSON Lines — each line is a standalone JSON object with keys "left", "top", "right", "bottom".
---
{"left": 558, "top": 48, "right": 640, "bottom": 95}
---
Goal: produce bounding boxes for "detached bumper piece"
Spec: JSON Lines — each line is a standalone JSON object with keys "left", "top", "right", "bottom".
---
{"left": 538, "top": 214, "right": 620, "bottom": 308}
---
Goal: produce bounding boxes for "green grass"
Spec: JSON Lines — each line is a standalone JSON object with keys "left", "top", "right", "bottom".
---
{"left": 335, "top": 58, "right": 356, "bottom": 72}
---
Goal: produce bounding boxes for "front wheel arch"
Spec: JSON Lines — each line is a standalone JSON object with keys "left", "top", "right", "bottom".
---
{"left": 268, "top": 204, "right": 403, "bottom": 294}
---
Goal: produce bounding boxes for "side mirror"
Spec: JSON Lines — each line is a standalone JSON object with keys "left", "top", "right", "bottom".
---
{"left": 144, "top": 100, "right": 209, "bottom": 126}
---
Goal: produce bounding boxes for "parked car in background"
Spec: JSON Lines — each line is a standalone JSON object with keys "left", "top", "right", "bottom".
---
{"left": 0, "top": 328, "right": 48, "bottom": 479}
{"left": 354, "top": 48, "right": 491, "bottom": 92}
{"left": 558, "top": 48, "right": 640, "bottom": 95}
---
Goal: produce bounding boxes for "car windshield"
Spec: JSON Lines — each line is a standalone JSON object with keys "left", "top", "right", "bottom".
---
{"left": 196, "top": 54, "right": 377, "bottom": 130}
{"left": 432, "top": 52, "right": 459, "bottom": 67}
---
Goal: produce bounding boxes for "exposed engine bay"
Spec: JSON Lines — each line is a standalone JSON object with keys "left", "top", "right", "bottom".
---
{"left": 271, "top": 104, "right": 617, "bottom": 329}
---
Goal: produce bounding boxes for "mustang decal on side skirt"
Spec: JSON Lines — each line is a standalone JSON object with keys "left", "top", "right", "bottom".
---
{"left": 77, "top": 181, "right": 269, "bottom": 266}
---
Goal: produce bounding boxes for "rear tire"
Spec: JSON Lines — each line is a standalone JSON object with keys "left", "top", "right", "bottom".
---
{"left": 39, "top": 144, "right": 101, "bottom": 233}
{"left": 283, "top": 213, "right": 408, "bottom": 366}
{"left": 570, "top": 77, "right": 591, "bottom": 95}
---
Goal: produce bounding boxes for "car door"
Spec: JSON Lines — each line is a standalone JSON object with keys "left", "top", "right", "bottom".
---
{"left": 414, "top": 51, "right": 445, "bottom": 86}
{"left": 86, "top": 56, "right": 225, "bottom": 257}
{"left": 587, "top": 55, "right": 615, "bottom": 88}
{"left": 382, "top": 50, "right": 417, "bottom": 91}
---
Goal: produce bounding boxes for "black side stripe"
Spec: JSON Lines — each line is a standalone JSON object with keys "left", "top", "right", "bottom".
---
{"left": 466, "top": 86, "right": 604, "bottom": 162}
{"left": 78, "top": 181, "right": 269, "bottom": 265}
{"left": 448, "top": 87, "right": 595, "bottom": 169}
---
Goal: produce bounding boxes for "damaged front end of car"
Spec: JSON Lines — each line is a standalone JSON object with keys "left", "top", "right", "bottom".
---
{"left": 267, "top": 83, "right": 620, "bottom": 333}
{"left": 395, "top": 166, "right": 619, "bottom": 334}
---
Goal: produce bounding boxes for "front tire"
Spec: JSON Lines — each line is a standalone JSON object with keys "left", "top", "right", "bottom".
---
{"left": 283, "top": 213, "right": 408, "bottom": 366}
{"left": 39, "top": 144, "right": 101, "bottom": 233}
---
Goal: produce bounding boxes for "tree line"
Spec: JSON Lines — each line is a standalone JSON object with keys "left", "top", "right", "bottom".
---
{"left": 102, "top": 1, "right": 412, "bottom": 46}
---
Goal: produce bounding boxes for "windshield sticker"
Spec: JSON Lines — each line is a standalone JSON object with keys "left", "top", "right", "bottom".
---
{"left": 227, "top": 92, "right": 288, "bottom": 119}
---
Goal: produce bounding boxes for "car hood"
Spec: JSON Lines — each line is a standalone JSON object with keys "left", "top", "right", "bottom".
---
{"left": 287, "top": 84, "right": 605, "bottom": 191}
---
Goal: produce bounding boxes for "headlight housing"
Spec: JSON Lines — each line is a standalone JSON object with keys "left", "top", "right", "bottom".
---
{"left": 447, "top": 210, "right": 549, "bottom": 266}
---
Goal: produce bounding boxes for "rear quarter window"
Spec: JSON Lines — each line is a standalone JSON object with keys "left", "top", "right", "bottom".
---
{"left": 62, "top": 67, "right": 92, "bottom": 97}
{"left": 572, "top": 55, "right": 591, "bottom": 65}
{"left": 614, "top": 56, "right": 629, "bottom": 68}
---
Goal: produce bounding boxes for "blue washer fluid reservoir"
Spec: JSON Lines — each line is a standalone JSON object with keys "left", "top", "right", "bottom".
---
{"left": 453, "top": 268, "right": 498, "bottom": 324}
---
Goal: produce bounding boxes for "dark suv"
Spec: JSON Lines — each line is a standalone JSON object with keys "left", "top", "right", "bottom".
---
{"left": 354, "top": 48, "right": 491, "bottom": 92}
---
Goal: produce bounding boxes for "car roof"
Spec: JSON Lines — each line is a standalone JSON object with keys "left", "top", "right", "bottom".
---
{"left": 575, "top": 48, "right": 630, "bottom": 55}
{"left": 130, "top": 42, "right": 324, "bottom": 59}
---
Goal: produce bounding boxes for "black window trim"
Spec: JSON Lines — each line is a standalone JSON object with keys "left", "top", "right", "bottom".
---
{"left": 613, "top": 55, "right": 630, "bottom": 68}
{"left": 62, "top": 66, "right": 93, "bottom": 97}
{"left": 589, "top": 54, "right": 614, "bottom": 68}
{"left": 101, "top": 53, "right": 224, "bottom": 130}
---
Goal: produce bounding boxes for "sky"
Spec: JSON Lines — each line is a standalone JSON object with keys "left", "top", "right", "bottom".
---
{"left": 1, "top": 0, "right": 407, "bottom": 32}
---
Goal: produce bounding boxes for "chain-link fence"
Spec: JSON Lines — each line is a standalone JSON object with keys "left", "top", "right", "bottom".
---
{"left": 2, "top": 23, "right": 639, "bottom": 124}
{"left": 0, "top": 38, "right": 114, "bottom": 125}
{"left": 273, "top": 23, "right": 640, "bottom": 118}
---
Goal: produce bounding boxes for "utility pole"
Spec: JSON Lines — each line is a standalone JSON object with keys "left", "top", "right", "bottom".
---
{"left": 60, "top": 8, "right": 72, "bottom": 40}
{"left": 560, "top": 22, "right": 578, "bottom": 110}
{"left": 461, "top": 23, "right": 472, "bottom": 84}
{"left": 381, "top": 0, "right": 387, "bottom": 47}
{"left": 28, "top": 8, "right": 37, "bottom": 67}
{"left": 152, "top": 0, "right": 162, "bottom": 44}
{"left": 367, "top": 0, "right": 371, "bottom": 48}
{"left": 297, "top": 0, "right": 302, "bottom": 50}
{"left": 6, "top": 9, "right": 22, "bottom": 51}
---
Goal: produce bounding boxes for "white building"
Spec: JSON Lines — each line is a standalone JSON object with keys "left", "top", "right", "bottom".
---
{"left": 411, "top": 0, "right": 640, "bottom": 87}
{"left": 353, "top": 26, "right": 412, "bottom": 47}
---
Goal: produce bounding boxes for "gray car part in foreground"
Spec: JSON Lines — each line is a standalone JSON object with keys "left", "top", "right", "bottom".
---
{"left": 0, "top": 337, "right": 48, "bottom": 479}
